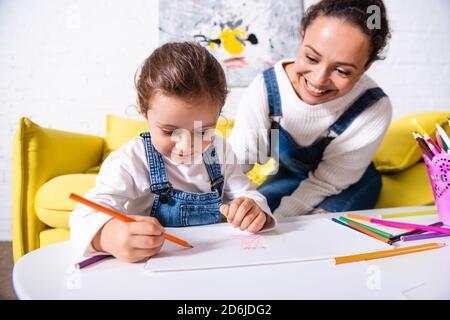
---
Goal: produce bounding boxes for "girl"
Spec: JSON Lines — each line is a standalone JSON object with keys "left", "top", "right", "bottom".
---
{"left": 228, "top": 0, "right": 392, "bottom": 217}
{"left": 70, "top": 42, "right": 276, "bottom": 263}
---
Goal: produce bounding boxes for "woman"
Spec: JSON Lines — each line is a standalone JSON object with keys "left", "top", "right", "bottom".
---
{"left": 228, "top": 0, "right": 392, "bottom": 217}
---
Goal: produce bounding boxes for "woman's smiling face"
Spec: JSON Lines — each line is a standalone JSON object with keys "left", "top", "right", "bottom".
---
{"left": 291, "top": 16, "right": 372, "bottom": 105}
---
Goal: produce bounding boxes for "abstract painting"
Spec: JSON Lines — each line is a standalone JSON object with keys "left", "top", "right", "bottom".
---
{"left": 159, "top": 0, "right": 302, "bottom": 86}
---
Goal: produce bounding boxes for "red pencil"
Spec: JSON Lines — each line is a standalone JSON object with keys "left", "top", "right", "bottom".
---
{"left": 69, "top": 193, "right": 193, "bottom": 248}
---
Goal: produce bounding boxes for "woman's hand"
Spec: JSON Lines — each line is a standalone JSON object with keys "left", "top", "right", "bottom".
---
{"left": 310, "top": 208, "right": 330, "bottom": 215}
{"left": 220, "top": 197, "right": 267, "bottom": 233}
{"left": 92, "top": 215, "right": 165, "bottom": 263}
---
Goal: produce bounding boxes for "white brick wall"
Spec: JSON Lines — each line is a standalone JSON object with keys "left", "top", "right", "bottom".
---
{"left": 1, "top": 0, "right": 449, "bottom": 241}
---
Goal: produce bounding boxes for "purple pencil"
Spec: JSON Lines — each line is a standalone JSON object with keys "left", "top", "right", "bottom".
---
{"left": 76, "top": 255, "right": 111, "bottom": 269}
{"left": 402, "top": 232, "right": 450, "bottom": 242}
{"left": 389, "top": 221, "right": 443, "bottom": 243}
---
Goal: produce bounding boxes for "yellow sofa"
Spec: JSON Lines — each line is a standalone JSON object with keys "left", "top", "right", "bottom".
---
{"left": 12, "top": 112, "right": 450, "bottom": 262}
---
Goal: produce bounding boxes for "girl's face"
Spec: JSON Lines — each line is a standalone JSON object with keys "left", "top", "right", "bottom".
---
{"left": 291, "top": 16, "right": 372, "bottom": 105}
{"left": 144, "top": 93, "right": 220, "bottom": 164}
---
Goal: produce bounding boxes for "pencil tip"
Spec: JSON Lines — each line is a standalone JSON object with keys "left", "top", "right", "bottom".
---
{"left": 189, "top": 245, "right": 194, "bottom": 248}
{"left": 438, "top": 243, "right": 447, "bottom": 248}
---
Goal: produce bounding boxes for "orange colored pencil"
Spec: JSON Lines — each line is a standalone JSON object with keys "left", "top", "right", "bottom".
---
{"left": 346, "top": 221, "right": 393, "bottom": 245}
{"left": 334, "top": 243, "right": 445, "bottom": 265}
{"left": 69, "top": 193, "right": 193, "bottom": 248}
{"left": 345, "top": 213, "right": 372, "bottom": 222}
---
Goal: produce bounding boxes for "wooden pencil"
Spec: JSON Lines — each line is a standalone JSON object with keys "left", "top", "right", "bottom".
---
{"left": 69, "top": 193, "right": 193, "bottom": 248}
{"left": 346, "top": 221, "right": 393, "bottom": 245}
{"left": 339, "top": 216, "right": 392, "bottom": 238}
{"left": 335, "top": 243, "right": 445, "bottom": 265}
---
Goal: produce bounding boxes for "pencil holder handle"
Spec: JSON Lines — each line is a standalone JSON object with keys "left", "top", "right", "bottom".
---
{"left": 423, "top": 153, "right": 450, "bottom": 226}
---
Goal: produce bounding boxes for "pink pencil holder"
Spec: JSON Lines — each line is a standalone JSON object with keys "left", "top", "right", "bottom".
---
{"left": 423, "top": 153, "right": 450, "bottom": 226}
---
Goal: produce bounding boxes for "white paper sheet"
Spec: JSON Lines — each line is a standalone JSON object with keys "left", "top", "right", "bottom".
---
{"left": 144, "top": 218, "right": 392, "bottom": 272}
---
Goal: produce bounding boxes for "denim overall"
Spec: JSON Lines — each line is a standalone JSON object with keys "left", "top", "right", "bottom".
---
{"left": 140, "top": 132, "right": 223, "bottom": 227}
{"left": 258, "top": 67, "right": 387, "bottom": 212}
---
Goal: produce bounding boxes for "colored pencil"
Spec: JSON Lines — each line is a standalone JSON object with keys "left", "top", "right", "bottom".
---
{"left": 424, "top": 134, "right": 442, "bottom": 155}
{"left": 334, "top": 243, "right": 446, "bottom": 265}
{"left": 76, "top": 255, "right": 111, "bottom": 269}
{"left": 412, "top": 119, "right": 441, "bottom": 154}
{"left": 331, "top": 217, "right": 362, "bottom": 233}
{"left": 436, "top": 132, "right": 445, "bottom": 152}
{"left": 345, "top": 221, "right": 393, "bottom": 245}
{"left": 389, "top": 221, "right": 443, "bottom": 243}
{"left": 436, "top": 124, "right": 450, "bottom": 152}
{"left": 381, "top": 210, "right": 437, "bottom": 219}
{"left": 339, "top": 216, "right": 392, "bottom": 238}
{"left": 413, "top": 132, "right": 434, "bottom": 159}
{"left": 345, "top": 213, "right": 450, "bottom": 235}
{"left": 402, "top": 232, "right": 450, "bottom": 242}
{"left": 69, "top": 193, "right": 193, "bottom": 248}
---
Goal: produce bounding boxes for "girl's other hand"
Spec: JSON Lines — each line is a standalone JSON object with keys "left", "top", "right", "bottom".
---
{"left": 220, "top": 197, "right": 267, "bottom": 233}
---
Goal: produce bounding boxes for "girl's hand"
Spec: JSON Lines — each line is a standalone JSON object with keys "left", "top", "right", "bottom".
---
{"left": 92, "top": 215, "right": 165, "bottom": 263}
{"left": 220, "top": 197, "right": 267, "bottom": 233}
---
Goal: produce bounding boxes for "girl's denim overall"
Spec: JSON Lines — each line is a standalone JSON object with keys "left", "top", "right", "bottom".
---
{"left": 141, "top": 132, "right": 223, "bottom": 227}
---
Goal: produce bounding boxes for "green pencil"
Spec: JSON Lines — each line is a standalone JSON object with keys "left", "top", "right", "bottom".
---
{"left": 338, "top": 216, "right": 392, "bottom": 239}
{"left": 380, "top": 210, "right": 437, "bottom": 219}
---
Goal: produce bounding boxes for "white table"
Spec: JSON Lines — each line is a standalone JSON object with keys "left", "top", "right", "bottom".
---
{"left": 13, "top": 206, "right": 450, "bottom": 299}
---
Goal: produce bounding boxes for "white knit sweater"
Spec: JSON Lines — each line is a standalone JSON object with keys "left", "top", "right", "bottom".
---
{"left": 228, "top": 59, "right": 392, "bottom": 217}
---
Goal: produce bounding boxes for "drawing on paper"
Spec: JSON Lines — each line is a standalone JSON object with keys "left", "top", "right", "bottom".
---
{"left": 159, "top": 0, "right": 302, "bottom": 86}
{"left": 230, "top": 234, "right": 266, "bottom": 250}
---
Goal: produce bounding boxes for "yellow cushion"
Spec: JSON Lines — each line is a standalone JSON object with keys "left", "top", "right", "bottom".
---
{"left": 375, "top": 161, "right": 434, "bottom": 208}
{"left": 39, "top": 228, "right": 70, "bottom": 248}
{"left": 105, "top": 114, "right": 149, "bottom": 151}
{"left": 105, "top": 114, "right": 149, "bottom": 154}
{"left": 373, "top": 112, "right": 450, "bottom": 172}
{"left": 12, "top": 117, "right": 104, "bottom": 261}
{"left": 35, "top": 174, "right": 97, "bottom": 229}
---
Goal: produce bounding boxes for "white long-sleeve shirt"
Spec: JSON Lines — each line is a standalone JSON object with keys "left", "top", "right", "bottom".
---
{"left": 70, "top": 134, "right": 277, "bottom": 257}
{"left": 227, "top": 59, "right": 392, "bottom": 217}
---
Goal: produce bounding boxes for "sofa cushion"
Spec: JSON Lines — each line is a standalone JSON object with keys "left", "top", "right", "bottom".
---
{"left": 375, "top": 161, "right": 434, "bottom": 208}
{"left": 105, "top": 114, "right": 149, "bottom": 154}
{"left": 39, "top": 228, "right": 70, "bottom": 248}
{"left": 35, "top": 174, "right": 97, "bottom": 229}
{"left": 373, "top": 112, "right": 450, "bottom": 172}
